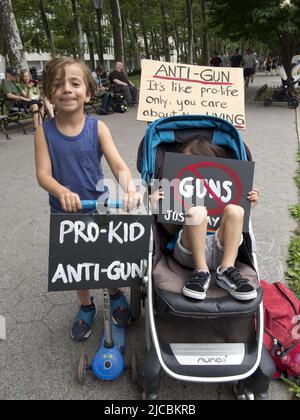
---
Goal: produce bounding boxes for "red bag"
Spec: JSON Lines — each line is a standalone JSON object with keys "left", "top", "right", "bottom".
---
{"left": 262, "top": 281, "right": 300, "bottom": 378}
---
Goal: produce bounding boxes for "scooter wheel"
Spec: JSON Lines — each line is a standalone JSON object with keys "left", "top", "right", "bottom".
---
{"left": 78, "top": 352, "right": 89, "bottom": 386}
{"left": 288, "top": 97, "right": 299, "bottom": 109}
{"left": 264, "top": 97, "right": 273, "bottom": 107}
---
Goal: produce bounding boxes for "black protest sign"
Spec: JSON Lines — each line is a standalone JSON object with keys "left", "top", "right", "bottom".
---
{"left": 158, "top": 152, "right": 254, "bottom": 233}
{"left": 48, "top": 214, "right": 152, "bottom": 292}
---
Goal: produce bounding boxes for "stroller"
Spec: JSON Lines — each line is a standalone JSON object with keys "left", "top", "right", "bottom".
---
{"left": 136, "top": 115, "right": 276, "bottom": 400}
{"left": 264, "top": 65, "right": 299, "bottom": 109}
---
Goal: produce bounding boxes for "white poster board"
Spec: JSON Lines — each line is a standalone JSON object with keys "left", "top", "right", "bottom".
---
{"left": 137, "top": 59, "right": 246, "bottom": 130}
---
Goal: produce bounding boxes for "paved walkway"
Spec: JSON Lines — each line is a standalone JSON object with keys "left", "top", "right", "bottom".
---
{"left": 0, "top": 74, "right": 299, "bottom": 400}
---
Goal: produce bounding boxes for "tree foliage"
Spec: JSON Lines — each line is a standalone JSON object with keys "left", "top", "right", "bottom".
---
{"left": 4, "top": 0, "right": 300, "bottom": 71}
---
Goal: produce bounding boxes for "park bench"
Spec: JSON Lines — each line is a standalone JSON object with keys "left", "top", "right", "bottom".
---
{"left": 0, "top": 90, "right": 32, "bottom": 135}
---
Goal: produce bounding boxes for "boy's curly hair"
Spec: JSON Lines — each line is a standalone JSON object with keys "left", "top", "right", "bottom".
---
{"left": 43, "top": 57, "right": 97, "bottom": 101}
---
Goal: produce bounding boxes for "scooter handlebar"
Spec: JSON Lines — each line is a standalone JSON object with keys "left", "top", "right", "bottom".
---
{"left": 81, "top": 199, "right": 124, "bottom": 210}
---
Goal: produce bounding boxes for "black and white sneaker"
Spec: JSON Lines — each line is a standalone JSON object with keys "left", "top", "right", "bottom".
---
{"left": 183, "top": 270, "right": 211, "bottom": 300}
{"left": 216, "top": 266, "right": 257, "bottom": 301}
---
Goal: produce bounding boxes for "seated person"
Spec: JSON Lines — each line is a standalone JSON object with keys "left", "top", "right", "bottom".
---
{"left": 92, "top": 65, "right": 113, "bottom": 115}
{"left": 109, "top": 62, "right": 138, "bottom": 107}
{"left": 19, "top": 69, "right": 43, "bottom": 128}
{"left": 2, "top": 67, "right": 41, "bottom": 131}
{"left": 151, "top": 140, "right": 260, "bottom": 302}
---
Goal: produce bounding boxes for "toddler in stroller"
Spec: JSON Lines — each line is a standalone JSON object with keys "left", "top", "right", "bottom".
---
{"left": 153, "top": 139, "right": 259, "bottom": 303}
{"left": 136, "top": 115, "right": 275, "bottom": 400}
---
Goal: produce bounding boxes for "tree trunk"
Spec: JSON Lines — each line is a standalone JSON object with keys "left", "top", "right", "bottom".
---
{"left": 186, "top": 0, "right": 194, "bottom": 64}
{"left": 71, "top": 0, "right": 85, "bottom": 60}
{"left": 109, "top": 0, "right": 124, "bottom": 63}
{"left": 160, "top": 0, "right": 171, "bottom": 62}
{"left": 0, "top": 0, "right": 28, "bottom": 70}
{"left": 39, "top": 0, "right": 56, "bottom": 57}
{"left": 85, "top": 28, "right": 95, "bottom": 71}
{"left": 95, "top": 7, "right": 104, "bottom": 66}
{"left": 201, "top": 0, "right": 209, "bottom": 66}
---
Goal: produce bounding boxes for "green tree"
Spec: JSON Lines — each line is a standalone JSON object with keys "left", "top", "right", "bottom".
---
{"left": 210, "top": 0, "right": 300, "bottom": 76}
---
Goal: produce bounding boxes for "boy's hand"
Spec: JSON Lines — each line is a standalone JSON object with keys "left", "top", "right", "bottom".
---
{"left": 248, "top": 188, "right": 260, "bottom": 207}
{"left": 58, "top": 190, "right": 82, "bottom": 213}
{"left": 150, "top": 189, "right": 165, "bottom": 213}
{"left": 124, "top": 190, "right": 142, "bottom": 212}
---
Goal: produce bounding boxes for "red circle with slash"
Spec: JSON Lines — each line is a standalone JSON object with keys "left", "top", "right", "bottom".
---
{"left": 174, "top": 161, "right": 243, "bottom": 216}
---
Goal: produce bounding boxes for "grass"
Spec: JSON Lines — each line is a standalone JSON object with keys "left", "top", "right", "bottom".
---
{"left": 286, "top": 153, "right": 300, "bottom": 299}
{"left": 284, "top": 149, "right": 300, "bottom": 399}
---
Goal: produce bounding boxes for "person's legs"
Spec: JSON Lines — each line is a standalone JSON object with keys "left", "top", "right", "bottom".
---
{"left": 43, "top": 98, "right": 54, "bottom": 118}
{"left": 216, "top": 204, "right": 244, "bottom": 271}
{"left": 215, "top": 205, "right": 257, "bottom": 301}
{"left": 30, "top": 104, "right": 41, "bottom": 129}
{"left": 129, "top": 85, "right": 138, "bottom": 105}
{"left": 173, "top": 206, "right": 212, "bottom": 300}
{"left": 180, "top": 206, "right": 209, "bottom": 271}
{"left": 121, "top": 85, "right": 133, "bottom": 106}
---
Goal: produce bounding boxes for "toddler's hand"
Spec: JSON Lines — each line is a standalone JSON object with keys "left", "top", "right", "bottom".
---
{"left": 124, "top": 190, "right": 142, "bottom": 212}
{"left": 58, "top": 190, "right": 82, "bottom": 213}
{"left": 150, "top": 189, "right": 165, "bottom": 213}
{"left": 248, "top": 188, "right": 260, "bottom": 207}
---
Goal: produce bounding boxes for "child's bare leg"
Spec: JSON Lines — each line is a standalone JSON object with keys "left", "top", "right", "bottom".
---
{"left": 30, "top": 104, "right": 40, "bottom": 129}
{"left": 181, "top": 206, "right": 208, "bottom": 271}
{"left": 77, "top": 290, "right": 92, "bottom": 306}
{"left": 77, "top": 289, "right": 119, "bottom": 304}
{"left": 217, "top": 204, "right": 244, "bottom": 270}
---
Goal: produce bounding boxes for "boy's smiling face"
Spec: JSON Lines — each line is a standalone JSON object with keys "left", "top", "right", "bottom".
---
{"left": 51, "top": 64, "right": 91, "bottom": 113}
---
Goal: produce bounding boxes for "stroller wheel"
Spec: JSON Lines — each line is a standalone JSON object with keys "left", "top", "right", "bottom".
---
{"left": 288, "top": 97, "right": 299, "bottom": 109}
{"left": 254, "top": 392, "right": 270, "bottom": 400}
{"left": 264, "top": 96, "right": 273, "bottom": 107}
{"left": 233, "top": 382, "right": 255, "bottom": 401}
{"left": 77, "top": 352, "right": 89, "bottom": 386}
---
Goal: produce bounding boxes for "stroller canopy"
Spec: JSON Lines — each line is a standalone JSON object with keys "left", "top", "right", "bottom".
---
{"left": 141, "top": 115, "right": 248, "bottom": 183}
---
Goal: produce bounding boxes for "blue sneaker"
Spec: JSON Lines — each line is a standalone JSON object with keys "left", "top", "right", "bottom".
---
{"left": 71, "top": 297, "right": 97, "bottom": 342}
{"left": 110, "top": 291, "right": 131, "bottom": 327}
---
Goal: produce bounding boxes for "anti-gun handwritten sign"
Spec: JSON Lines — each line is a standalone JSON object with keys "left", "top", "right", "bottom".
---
{"left": 137, "top": 60, "right": 246, "bottom": 129}
{"left": 158, "top": 153, "right": 254, "bottom": 233}
{"left": 48, "top": 214, "right": 152, "bottom": 292}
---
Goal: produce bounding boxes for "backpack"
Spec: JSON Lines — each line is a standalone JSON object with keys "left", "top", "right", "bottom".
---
{"left": 112, "top": 94, "right": 128, "bottom": 113}
{"left": 261, "top": 281, "right": 300, "bottom": 378}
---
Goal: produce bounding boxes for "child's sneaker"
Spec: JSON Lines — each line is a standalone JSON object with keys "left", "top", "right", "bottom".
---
{"left": 110, "top": 291, "right": 131, "bottom": 327}
{"left": 71, "top": 297, "right": 97, "bottom": 342}
{"left": 183, "top": 270, "right": 211, "bottom": 300}
{"left": 216, "top": 267, "right": 257, "bottom": 301}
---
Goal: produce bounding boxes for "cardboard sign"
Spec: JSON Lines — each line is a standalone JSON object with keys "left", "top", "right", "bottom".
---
{"left": 158, "top": 153, "right": 254, "bottom": 233}
{"left": 137, "top": 59, "right": 246, "bottom": 129}
{"left": 48, "top": 214, "right": 152, "bottom": 292}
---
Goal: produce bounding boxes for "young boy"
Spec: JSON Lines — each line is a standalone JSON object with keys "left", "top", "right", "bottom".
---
{"left": 34, "top": 57, "right": 140, "bottom": 341}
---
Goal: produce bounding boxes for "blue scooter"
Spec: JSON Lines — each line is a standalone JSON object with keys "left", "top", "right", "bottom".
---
{"left": 77, "top": 199, "right": 139, "bottom": 384}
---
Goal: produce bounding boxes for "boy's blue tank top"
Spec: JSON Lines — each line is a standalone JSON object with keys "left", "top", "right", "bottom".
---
{"left": 43, "top": 116, "right": 108, "bottom": 213}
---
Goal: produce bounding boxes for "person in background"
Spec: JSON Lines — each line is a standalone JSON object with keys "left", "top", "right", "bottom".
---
{"left": 230, "top": 49, "right": 243, "bottom": 68}
{"left": 20, "top": 69, "right": 54, "bottom": 121}
{"left": 210, "top": 52, "right": 222, "bottom": 67}
{"left": 92, "top": 65, "right": 113, "bottom": 115}
{"left": 2, "top": 67, "right": 40, "bottom": 132}
{"left": 243, "top": 49, "right": 256, "bottom": 88}
{"left": 109, "top": 62, "right": 138, "bottom": 107}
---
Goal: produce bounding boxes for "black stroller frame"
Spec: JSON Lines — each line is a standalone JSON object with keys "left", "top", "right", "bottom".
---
{"left": 136, "top": 115, "right": 276, "bottom": 400}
